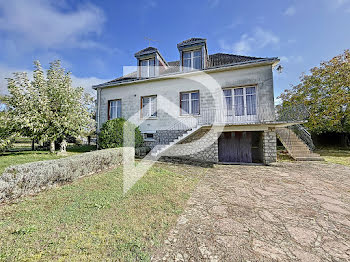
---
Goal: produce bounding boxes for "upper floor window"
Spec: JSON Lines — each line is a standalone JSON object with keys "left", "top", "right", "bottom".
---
{"left": 108, "top": 99, "right": 122, "bottom": 120}
{"left": 183, "top": 50, "right": 202, "bottom": 71}
{"left": 140, "top": 58, "right": 155, "bottom": 78}
{"left": 222, "top": 86, "right": 257, "bottom": 116}
{"left": 180, "top": 91, "right": 200, "bottom": 115}
{"left": 141, "top": 95, "right": 157, "bottom": 118}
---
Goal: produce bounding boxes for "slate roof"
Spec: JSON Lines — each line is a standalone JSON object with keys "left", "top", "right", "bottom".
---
{"left": 208, "top": 53, "right": 262, "bottom": 67}
{"left": 134, "top": 46, "right": 158, "bottom": 57}
{"left": 177, "top": 38, "right": 206, "bottom": 47}
{"left": 95, "top": 53, "right": 276, "bottom": 87}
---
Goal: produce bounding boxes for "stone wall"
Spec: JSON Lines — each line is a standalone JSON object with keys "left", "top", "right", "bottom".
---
{"left": 262, "top": 130, "right": 277, "bottom": 164}
{"left": 163, "top": 128, "right": 219, "bottom": 163}
{"left": 143, "top": 129, "right": 188, "bottom": 148}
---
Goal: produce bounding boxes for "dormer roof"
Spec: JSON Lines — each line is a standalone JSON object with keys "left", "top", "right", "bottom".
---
{"left": 177, "top": 38, "right": 206, "bottom": 49}
{"left": 134, "top": 46, "right": 158, "bottom": 58}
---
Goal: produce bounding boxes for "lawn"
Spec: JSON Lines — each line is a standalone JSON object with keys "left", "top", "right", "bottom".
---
{"left": 0, "top": 145, "right": 96, "bottom": 174}
{"left": 0, "top": 162, "right": 205, "bottom": 261}
{"left": 315, "top": 148, "right": 350, "bottom": 167}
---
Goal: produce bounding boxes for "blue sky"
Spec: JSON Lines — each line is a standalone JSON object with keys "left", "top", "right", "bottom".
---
{"left": 0, "top": 0, "right": 349, "bottom": 99}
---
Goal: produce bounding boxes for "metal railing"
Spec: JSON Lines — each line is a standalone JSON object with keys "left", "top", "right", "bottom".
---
{"left": 167, "top": 105, "right": 273, "bottom": 130}
{"left": 289, "top": 124, "right": 315, "bottom": 151}
{"left": 165, "top": 104, "right": 308, "bottom": 131}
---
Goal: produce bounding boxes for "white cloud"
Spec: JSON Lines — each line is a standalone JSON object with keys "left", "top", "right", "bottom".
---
{"left": 0, "top": 64, "right": 109, "bottom": 96}
{"left": 280, "top": 55, "right": 303, "bottom": 63}
{"left": 284, "top": 6, "right": 296, "bottom": 16}
{"left": 208, "top": 0, "right": 220, "bottom": 8}
{"left": 334, "top": 0, "right": 350, "bottom": 7}
{"left": 219, "top": 27, "right": 280, "bottom": 55}
{"left": 0, "top": 0, "right": 106, "bottom": 50}
{"left": 325, "top": 0, "right": 350, "bottom": 9}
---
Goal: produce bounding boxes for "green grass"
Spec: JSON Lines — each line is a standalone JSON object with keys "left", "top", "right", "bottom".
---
{"left": 315, "top": 148, "right": 350, "bottom": 167}
{"left": 0, "top": 145, "right": 96, "bottom": 174}
{"left": 0, "top": 163, "right": 204, "bottom": 261}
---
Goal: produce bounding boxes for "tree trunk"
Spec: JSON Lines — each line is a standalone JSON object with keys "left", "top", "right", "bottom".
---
{"left": 50, "top": 140, "right": 55, "bottom": 153}
{"left": 88, "top": 136, "right": 91, "bottom": 146}
{"left": 31, "top": 139, "right": 35, "bottom": 151}
{"left": 60, "top": 139, "right": 67, "bottom": 153}
{"left": 340, "top": 133, "right": 349, "bottom": 148}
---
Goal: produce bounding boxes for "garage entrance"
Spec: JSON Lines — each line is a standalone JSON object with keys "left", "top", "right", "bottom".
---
{"left": 218, "top": 131, "right": 262, "bottom": 163}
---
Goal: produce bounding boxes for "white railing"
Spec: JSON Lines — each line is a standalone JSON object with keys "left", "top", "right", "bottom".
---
{"left": 165, "top": 104, "right": 308, "bottom": 131}
{"left": 167, "top": 106, "right": 265, "bottom": 131}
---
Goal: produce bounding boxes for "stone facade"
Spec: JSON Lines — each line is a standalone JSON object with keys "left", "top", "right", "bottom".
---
{"left": 163, "top": 128, "right": 219, "bottom": 163}
{"left": 262, "top": 130, "right": 277, "bottom": 164}
{"left": 145, "top": 128, "right": 277, "bottom": 165}
{"left": 143, "top": 129, "right": 188, "bottom": 148}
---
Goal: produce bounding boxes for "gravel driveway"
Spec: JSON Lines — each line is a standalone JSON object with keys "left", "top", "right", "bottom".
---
{"left": 153, "top": 162, "right": 350, "bottom": 261}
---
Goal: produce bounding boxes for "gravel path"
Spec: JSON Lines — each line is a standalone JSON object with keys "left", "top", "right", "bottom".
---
{"left": 153, "top": 162, "right": 350, "bottom": 261}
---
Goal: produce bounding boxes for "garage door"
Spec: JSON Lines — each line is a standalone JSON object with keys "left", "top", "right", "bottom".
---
{"left": 218, "top": 131, "right": 252, "bottom": 163}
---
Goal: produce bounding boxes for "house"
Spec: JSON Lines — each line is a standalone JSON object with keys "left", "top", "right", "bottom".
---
{"left": 93, "top": 38, "right": 322, "bottom": 164}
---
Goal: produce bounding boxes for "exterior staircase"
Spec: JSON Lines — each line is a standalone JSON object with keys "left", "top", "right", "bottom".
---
{"left": 150, "top": 126, "right": 202, "bottom": 158}
{"left": 276, "top": 127, "right": 323, "bottom": 161}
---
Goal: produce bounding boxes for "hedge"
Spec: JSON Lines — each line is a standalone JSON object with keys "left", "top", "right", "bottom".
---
{"left": 0, "top": 147, "right": 134, "bottom": 203}
{"left": 98, "top": 118, "right": 144, "bottom": 149}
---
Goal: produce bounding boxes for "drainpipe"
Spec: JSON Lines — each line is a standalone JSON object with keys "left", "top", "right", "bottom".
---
{"left": 97, "top": 88, "right": 101, "bottom": 134}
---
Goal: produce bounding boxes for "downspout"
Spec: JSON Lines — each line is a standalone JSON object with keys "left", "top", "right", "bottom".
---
{"left": 96, "top": 87, "right": 101, "bottom": 149}
{"left": 97, "top": 87, "right": 101, "bottom": 133}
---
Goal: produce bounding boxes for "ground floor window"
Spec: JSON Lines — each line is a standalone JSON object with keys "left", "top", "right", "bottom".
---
{"left": 143, "top": 132, "right": 156, "bottom": 141}
{"left": 108, "top": 99, "right": 122, "bottom": 120}
{"left": 141, "top": 95, "right": 157, "bottom": 118}
{"left": 180, "top": 91, "right": 200, "bottom": 115}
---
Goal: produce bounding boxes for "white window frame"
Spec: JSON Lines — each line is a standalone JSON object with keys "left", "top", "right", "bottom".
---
{"left": 180, "top": 91, "right": 200, "bottom": 115}
{"left": 143, "top": 132, "right": 156, "bottom": 141}
{"left": 141, "top": 95, "right": 157, "bottom": 119}
{"left": 108, "top": 99, "right": 122, "bottom": 120}
{"left": 222, "top": 86, "right": 257, "bottom": 118}
{"left": 182, "top": 49, "right": 202, "bottom": 71}
{"left": 140, "top": 58, "right": 155, "bottom": 78}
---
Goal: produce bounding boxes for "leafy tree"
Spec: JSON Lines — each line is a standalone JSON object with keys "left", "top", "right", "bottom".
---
{"left": 98, "top": 118, "right": 144, "bottom": 149}
{"left": 0, "top": 110, "right": 17, "bottom": 152}
{"left": 4, "top": 60, "right": 95, "bottom": 153}
{"left": 278, "top": 50, "right": 350, "bottom": 146}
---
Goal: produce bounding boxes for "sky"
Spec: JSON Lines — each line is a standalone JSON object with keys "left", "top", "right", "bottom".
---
{"left": 0, "top": 0, "right": 349, "bottom": 99}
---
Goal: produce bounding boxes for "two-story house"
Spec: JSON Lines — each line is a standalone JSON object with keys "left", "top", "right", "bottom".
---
{"left": 93, "top": 38, "right": 322, "bottom": 164}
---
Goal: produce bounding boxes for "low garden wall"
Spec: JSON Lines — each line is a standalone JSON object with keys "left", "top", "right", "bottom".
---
{"left": 0, "top": 147, "right": 134, "bottom": 203}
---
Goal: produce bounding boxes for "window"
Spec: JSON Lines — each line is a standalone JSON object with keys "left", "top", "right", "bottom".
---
{"left": 234, "top": 88, "right": 244, "bottom": 116}
{"left": 143, "top": 133, "right": 154, "bottom": 140}
{"left": 140, "top": 58, "right": 155, "bottom": 78}
{"left": 246, "top": 87, "right": 257, "bottom": 115}
{"left": 182, "top": 50, "right": 202, "bottom": 71}
{"left": 108, "top": 99, "right": 122, "bottom": 120}
{"left": 180, "top": 91, "right": 200, "bottom": 115}
{"left": 141, "top": 95, "right": 157, "bottom": 118}
{"left": 222, "top": 86, "right": 257, "bottom": 116}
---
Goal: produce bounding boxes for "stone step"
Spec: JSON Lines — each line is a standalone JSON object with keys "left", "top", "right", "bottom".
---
{"left": 276, "top": 127, "right": 322, "bottom": 161}
{"left": 294, "top": 156, "right": 325, "bottom": 161}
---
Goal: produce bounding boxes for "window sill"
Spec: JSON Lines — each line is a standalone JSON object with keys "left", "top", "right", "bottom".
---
{"left": 141, "top": 117, "right": 158, "bottom": 120}
{"left": 144, "top": 138, "right": 156, "bottom": 142}
{"left": 178, "top": 114, "right": 200, "bottom": 118}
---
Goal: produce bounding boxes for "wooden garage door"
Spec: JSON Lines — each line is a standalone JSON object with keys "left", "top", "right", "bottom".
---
{"left": 218, "top": 131, "right": 252, "bottom": 163}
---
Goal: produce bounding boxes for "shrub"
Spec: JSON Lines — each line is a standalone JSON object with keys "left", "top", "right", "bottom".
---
{"left": 0, "top": 147, "right": 134, "bottom": 202}
{"left": 98, "top": 118, "right": 143, "bottom": 149}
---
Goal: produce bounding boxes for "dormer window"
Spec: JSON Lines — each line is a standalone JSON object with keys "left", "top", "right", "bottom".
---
{"left": 183, "top": 50, "right": 202, "bottom": 71}
{"left": 140, "top": 58, "right": 155, "bottom": 78}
